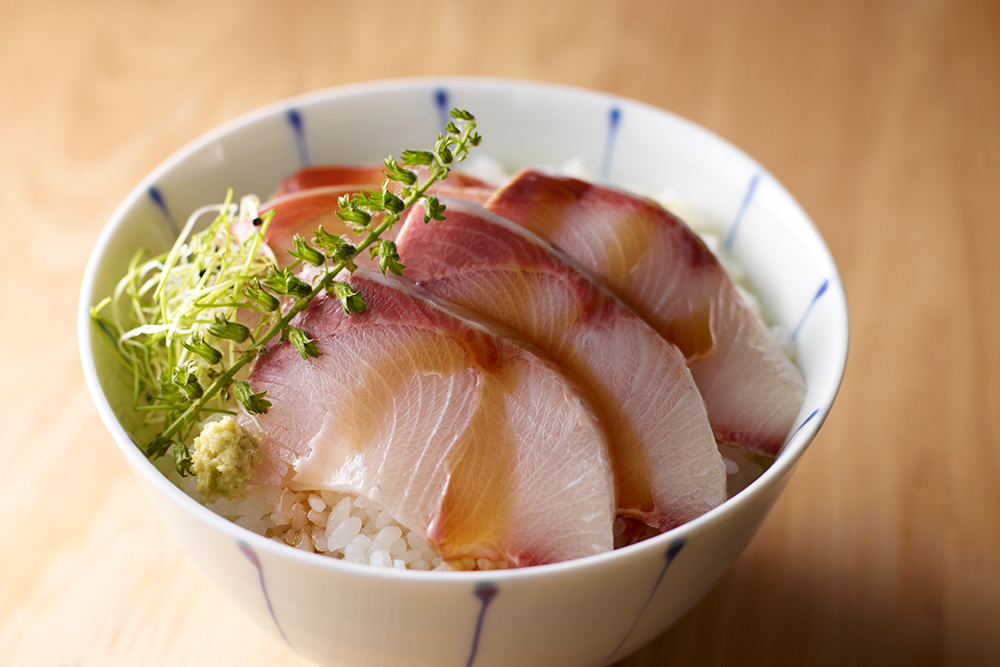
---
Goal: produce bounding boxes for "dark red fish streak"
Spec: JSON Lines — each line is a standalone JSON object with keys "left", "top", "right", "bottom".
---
{"left": 295, "top": 271, "right": 505, "bottom": 372}
{"left": 518, "top": 177, "right": 721, "bottom": 359}
{"left": 486, "top": 169, "right": 806, "bottom": 456}
{"left": 244, "top": 270, "right": 616, "bottom": 565}
{"left": 395, "top": 201, "right": 726, "bottom": 530}
{"left": 487, "top": 177, "right": 717, "bottom": 360}
{"left": 577, "top": 182, "right": 720, "bottom": 271}
{"left": 396, "top": 205, "right": 619, "bottom": 331}
{"left": 488, "top": 170, "right": 590, "bottom": 241}
{"left": 488, "top": 170, "right": 720, "bottom": 307}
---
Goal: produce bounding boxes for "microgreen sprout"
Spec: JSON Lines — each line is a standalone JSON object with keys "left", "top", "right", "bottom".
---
{"left": 91, "top": 109, "right": 481, "bottom": 479}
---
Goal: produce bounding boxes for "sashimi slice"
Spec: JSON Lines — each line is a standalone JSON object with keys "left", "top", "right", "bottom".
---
{"left": 274, "top": 164, "right": 491, "bottom": 197}
{"left": 423, "top": 184, "right": 495, "bottom": 205}
{"left": 395, "top": 201, "right": 726, "bottom": 531}
{"left": 486, "top": 169, "right": 806, "bottom": 455}
{"left": 240, "top": 270, "right": 615, "bottom": 566}
{"left": 273, "top": 165, "right": 387, "bottom": 196}
{"left": 231, "top": 186, "right": 372, "bottom": 268}
{"left": 242, "top": 168, "right": 496, "bottom": 268}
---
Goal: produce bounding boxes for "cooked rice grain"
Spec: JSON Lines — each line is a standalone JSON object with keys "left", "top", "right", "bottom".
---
{"left": 205, "top": 486, "right": 454, "bottom": 570}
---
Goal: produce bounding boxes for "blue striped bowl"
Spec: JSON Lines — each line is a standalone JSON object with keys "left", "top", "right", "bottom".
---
{"left": 79, "top": 78, "right": 848, "bottom": 667}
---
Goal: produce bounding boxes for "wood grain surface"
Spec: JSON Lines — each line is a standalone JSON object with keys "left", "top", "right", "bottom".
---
{"left": 2, "top": 0, "right": 998, "bottom": 665}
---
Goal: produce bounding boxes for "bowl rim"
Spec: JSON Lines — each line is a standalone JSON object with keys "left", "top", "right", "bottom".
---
{"left": 78, "top": 75, "right": 849, "bottom": 583}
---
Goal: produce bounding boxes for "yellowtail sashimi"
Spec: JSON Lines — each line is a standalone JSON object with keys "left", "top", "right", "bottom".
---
{"left": 486, "top": 170, "right": 806, "bottom": 455}
{"left": 273, "top": 164, "right": 491, "bottom": 197}
{"left": 395, "top": 201, "right": 725, "bottom": 531}
{"left": 240, "top": 270, "right": 615, "bottom": 567}
{"left": 234, "top": 166, "right": 494, "bottom": 268}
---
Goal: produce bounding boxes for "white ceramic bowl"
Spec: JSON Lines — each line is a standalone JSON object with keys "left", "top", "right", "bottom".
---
{"left": 79, "top": 78, "right": 848, "bottom": 667}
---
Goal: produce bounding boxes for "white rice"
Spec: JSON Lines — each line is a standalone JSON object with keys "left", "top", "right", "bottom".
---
{"left": 191, "top": 484, "right": 514, "bottom": 572}
{"left": 204, "top": 486, "right": 473, "bottom": 571}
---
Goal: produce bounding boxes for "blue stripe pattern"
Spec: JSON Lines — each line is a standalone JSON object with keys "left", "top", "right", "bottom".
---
{"left": 724, "top": 172, "right": 760, "bottom": 251}
{"left": 287, "top": 108, "right": 310, "bottom": 166}
{"left": 785, "top": 408, "right": 820, "bottom": 445}
{"left": 599, "top": 106, "right": 622, "bottom": 179}
{"left": 792, "top": 278, "right": 829, "bottom": 340}
{"left": 603, "top": 538, "right": 686, "bottom": 665}
{"left": 435, "top": 88, "right": 450, "bottom": 132}
{"left": 464, "top": 581, "right": 498, "bottom": 667}
{"left": 147, "top": 185, "right": 177, "bottom": 235}
{"left": 238, "top": 541, "right": 291, "bottom": 647}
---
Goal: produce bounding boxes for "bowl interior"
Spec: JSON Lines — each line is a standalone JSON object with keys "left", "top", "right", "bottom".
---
{"left": 80, "top": 77, "right": 848, "bottom": 575}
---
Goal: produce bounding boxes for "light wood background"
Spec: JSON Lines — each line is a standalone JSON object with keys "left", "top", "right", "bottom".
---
{"left": 2, "top": 0, "right": 998, "bottom": 665}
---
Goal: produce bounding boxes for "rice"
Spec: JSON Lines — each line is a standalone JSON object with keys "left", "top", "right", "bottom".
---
{"left": 204, "top": 486, "right": 462, "bottom": 571}
{"left": 195, "top": 463, "right": 762, "bottom": 570}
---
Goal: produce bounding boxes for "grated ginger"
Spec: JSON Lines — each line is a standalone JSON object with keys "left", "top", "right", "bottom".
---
{"left": 191, "top": 416, "right": 262, "bottom": 499}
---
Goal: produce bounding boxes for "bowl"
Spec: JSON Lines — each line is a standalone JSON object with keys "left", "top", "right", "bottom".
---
{"left": 78, "top": 78, "right": 848, "bottom": 667}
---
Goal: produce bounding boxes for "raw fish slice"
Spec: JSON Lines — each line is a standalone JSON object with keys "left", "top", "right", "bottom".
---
{"left": 251, "top": 164, "right": 388, "bottom": 265}
{"left": 224, "top": 186, "right": 370, "bottom": 269}
{"left": 273, "top": 165, "right": 386, "bottom": 196}
{"left": 274, "top": 164, "right": 492, "bottom": 197}
{"left": 428, "top": 347, "right": 616, "bottom": 565}
{"left": 244, "top": 172, "right": 496, "bottom": 268}
{"left": 241, "top": 270, "right": 615, "bottom": 566}
{"left": 396, "top": 201, "right": 725, "bottom": 530}
{"left": 486, "top": 169, "right": 806, "bottom": 455}
{"left": 249, "top": 186, "right": 383, "bottom": 269}
{"left": 425, "top": 184, "right": 495, "bottom": 205}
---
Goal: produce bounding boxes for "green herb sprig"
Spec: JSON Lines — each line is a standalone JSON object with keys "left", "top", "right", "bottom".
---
{"left": 92, "top": 109, "right": 481, "bottom": 475}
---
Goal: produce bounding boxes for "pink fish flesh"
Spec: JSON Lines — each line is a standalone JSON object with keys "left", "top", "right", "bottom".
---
{"left": 486, "top": 170, "right": 806, "bottom": 455}
{"left": 395, "top": 201, "right": 726, "bottom": 531}
{"left": 240, "top": 270, "right": 615, "bottom": 567}
{"left": 236, "top": 167, "right": 495, "bottom": 268}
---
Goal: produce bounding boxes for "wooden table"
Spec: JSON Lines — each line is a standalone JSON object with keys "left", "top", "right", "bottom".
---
{"left": 2, "top": 0, "right": 998, "bottom": 664}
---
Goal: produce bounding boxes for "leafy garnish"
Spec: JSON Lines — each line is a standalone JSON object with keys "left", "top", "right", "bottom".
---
{"left": 91, "top": 109, "right": 481, "bottom": 479}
